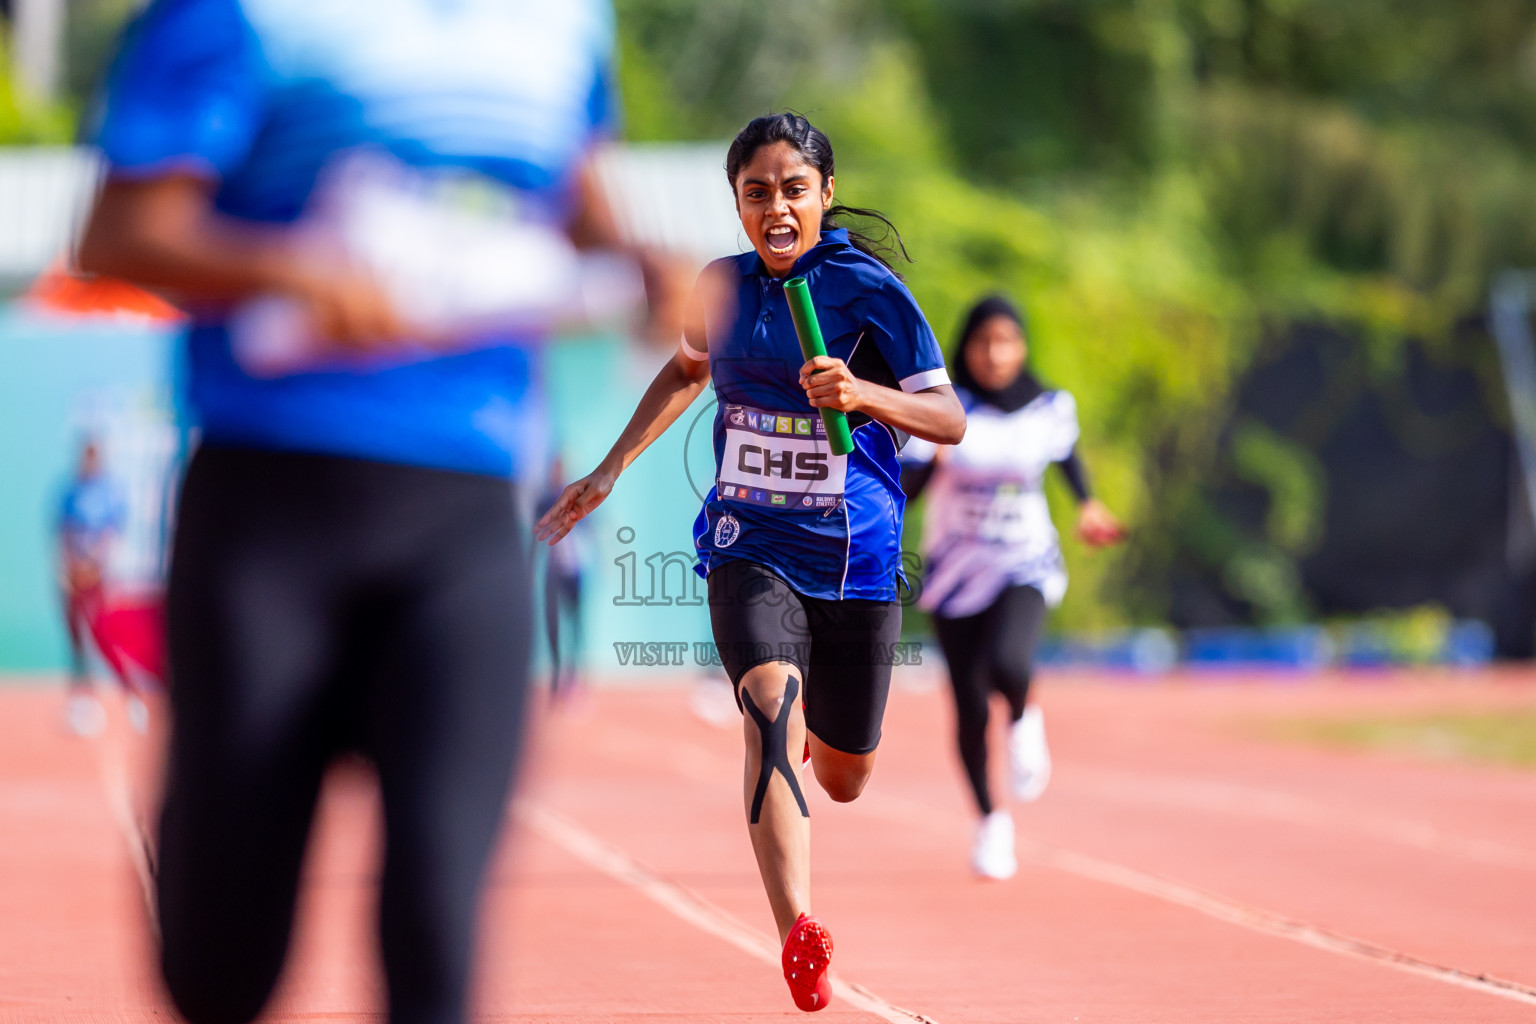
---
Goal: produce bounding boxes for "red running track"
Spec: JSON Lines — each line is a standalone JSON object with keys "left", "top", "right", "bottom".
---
{"left": 2, "top": 669, "right": 1535, "bottom": 1022}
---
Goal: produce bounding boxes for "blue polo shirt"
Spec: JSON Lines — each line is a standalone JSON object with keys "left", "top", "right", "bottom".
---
{"left": 57, "top": 475, "right": 128, "bottom": 561}
{"left": 94, "top": 0, "right": 616, "bottom": 476}
{"left": 692, "top": 229, "right": 949, "bottom": 601}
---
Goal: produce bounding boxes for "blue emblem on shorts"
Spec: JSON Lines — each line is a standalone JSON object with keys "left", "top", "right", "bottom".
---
{"left": 714, "top": 513, "right": 742, "bottom": 548}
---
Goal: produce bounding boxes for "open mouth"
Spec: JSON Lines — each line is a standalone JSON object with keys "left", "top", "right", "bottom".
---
{"left": 765, "top": 225, "right": 798, "bottom": 258}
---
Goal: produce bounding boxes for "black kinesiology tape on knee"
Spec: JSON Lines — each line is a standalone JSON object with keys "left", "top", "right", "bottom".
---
{"left": 742, "top": 674, "right": 809, "bottom": 825}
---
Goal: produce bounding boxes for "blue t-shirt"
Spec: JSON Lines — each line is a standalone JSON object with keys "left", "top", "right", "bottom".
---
{"left": 94, "top": 0, "right": 616, "bottom": 476}
{"left": 58, "top": 475, "right": 127, "bottom": 560}
{"left": 692, "top": 229, "right": 950, "bottom": 601}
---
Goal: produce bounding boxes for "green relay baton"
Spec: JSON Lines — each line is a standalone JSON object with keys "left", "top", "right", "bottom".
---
{"left": 784, "top": 276, "right": 856, "bottom": 456}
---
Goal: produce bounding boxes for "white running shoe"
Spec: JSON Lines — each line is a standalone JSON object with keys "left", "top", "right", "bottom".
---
{"left": 971, "top": 810, "right": 1017, "bottom": 880}
{"left": 65, "top": 693, "right": 107, "bottom": 737}
{"left": 1009, "top": 705, "right": 1052, "bottom": 803}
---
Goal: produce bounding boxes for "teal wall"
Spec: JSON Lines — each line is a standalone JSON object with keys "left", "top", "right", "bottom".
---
{"left": 544, "top": 336, "right": 715, "bottom": 676}
{"left": 0, "top": 310, "right": 712, "bottom": 676}
{"left": 0, "top": 306, "right": 176, "bottom": 671}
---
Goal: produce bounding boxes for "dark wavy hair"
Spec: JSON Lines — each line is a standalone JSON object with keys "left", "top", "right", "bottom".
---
{"left": 725, "top": 112, "right": 910, "bottom": 272}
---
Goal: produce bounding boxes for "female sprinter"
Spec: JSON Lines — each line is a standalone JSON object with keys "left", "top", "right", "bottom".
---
{"left": 901, "top": 296, "right": 1125, "bottom": 880}
{"left": 537, "top": 112, "right": 964, "bottom": 1012}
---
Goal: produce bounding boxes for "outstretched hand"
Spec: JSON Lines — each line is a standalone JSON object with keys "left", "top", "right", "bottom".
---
{"left": 534, "top": 468, "right": 617, "bottom": 544}
{"left": 1076, "top": 498, "right": 1127, "bottom": 548}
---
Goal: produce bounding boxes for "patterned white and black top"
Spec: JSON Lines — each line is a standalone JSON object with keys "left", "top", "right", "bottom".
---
{"left": 903, "top": 385, "right": 1084, "bottom": 618}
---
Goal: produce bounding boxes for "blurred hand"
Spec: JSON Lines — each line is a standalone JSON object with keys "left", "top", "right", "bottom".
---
{"left": 279, "top": 254, "right": 407, "bottom": 352}
{"left": 535, "top": 467, "right": 618, "bottom": 544}
{"left": 799, "top": 356, "right": 864, "bottom": 413}
{"left": 76, "top": 173, "right": 409, "bottom": 352}
{"left": 636, "top": 250, "right": 696, "bottom": 349}
{"left": 1076, "top": 498, "right": 1127, "bottom": 548}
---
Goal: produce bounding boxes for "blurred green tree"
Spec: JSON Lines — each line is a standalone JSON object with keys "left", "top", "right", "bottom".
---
{"left": 0, "top": 23, "right": 73, "bottom": 143}
{"left": 31, "top": 0, "right": 1528, "bottom": 630}
{"left": 614, "top": 0, "right": 1531, "bottom": 631}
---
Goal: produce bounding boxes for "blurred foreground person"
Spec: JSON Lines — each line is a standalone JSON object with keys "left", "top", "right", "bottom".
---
{"left": 76, "top": 2, "right": 673, "bottom": 1022}
{"left": 57, "top": 439, "right": 126, "bottom": 736}
{"left": 902, "top": 297, "right": 1124, "bottom": 880}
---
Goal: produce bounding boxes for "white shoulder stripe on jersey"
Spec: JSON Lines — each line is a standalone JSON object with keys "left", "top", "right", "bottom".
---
{"left": 679, "top": 333, "right": 708, "bottom": 362}
{"left": 899, "top": 367, "right": 950, "bottom": 393}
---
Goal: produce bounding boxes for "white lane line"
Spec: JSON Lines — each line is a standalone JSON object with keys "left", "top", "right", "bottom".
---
{"left": 518, "top": 801, "right": 941, "bottom": 1024}
{"left": 603, "top": 719, "right": 1536, "bottom": 1008}
{"left": 1065, "top": 766, "right": 1536, "bottom": 873}
{"left": 90, "top": 725, "right": 158, "bottom": 932}
{"left": 853, "top": 792, "right": 1536, "bottom": 1009}
{"left": 1023, "top": 838, "right": 1536, "bottom": 1007}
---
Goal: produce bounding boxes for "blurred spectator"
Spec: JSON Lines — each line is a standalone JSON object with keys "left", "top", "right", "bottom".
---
{"left": 56, "top": 438, "right": 124, "bottom": 736}
{"left": 539, "top": 456, "right": 592, "bottom": 702}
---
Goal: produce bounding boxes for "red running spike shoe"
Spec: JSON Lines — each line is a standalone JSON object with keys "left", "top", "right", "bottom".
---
{"left": 782, "top": 912, "right": 834, "bottom": 1012}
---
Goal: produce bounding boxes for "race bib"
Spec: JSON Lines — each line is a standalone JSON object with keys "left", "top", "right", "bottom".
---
{"left": 950, "top": 479, "right": 1037, "bottom": 544}
{"left": 717, "top": 404, "right": 847, "bottom": 511}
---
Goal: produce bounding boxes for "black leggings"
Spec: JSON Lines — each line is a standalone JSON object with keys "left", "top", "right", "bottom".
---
{"left": 160, "top": 446, "right": 531, "bottom": 1024}
{"left": 543, "top": 570, "right": 582, "bottom": 698}
{"left": 932, "top": 585, "right": 1047, "bottom": 816}
{"left": 707, "top": 559, "right": 901, "bottom": 756}
{"left": 63, "top": 588, "right": 89, "bottom": 687}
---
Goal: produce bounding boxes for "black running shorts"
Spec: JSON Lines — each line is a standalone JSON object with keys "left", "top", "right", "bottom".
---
{"left": 706, "top": 559, "right": 902, "bottom": 755}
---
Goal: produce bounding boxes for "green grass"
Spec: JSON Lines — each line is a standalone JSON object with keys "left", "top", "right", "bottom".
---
{"left": 1266, "top": 711, "right": 1536, "bottom": 770}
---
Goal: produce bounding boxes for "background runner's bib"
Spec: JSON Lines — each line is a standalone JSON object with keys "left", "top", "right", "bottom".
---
{"left": 717, "top": 403, "right": 847, "bottom": 510}
{"left": 948, "top": 478, "right": 1051, "bottom": 546}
